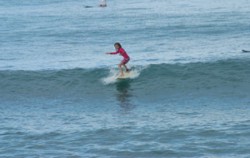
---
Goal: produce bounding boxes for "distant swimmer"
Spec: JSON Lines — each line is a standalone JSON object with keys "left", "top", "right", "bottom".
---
{"left": 242, "top": 49, "right": 250, "bottom": 53}
{"left": 106, "top": 42, "right": 130, "bottom": 77}
{"left": 99, "top": 0, "right": 107, "bottom": 7}
{"left": 84, "top": 6, "right": 93, "bottom": 8}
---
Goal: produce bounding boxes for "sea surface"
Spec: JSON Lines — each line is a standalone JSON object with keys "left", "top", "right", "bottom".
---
{"left": 1, "top": 0, "right": 250, "bottom": 157}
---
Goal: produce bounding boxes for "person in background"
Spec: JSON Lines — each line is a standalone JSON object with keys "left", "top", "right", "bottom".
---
{"left": 99, "top": 0, "right": 107, "bottom": 7}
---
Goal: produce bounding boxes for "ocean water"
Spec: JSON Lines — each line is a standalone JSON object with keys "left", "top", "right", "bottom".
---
{"left": 1, "top": 0, "right": 250, "bottom": 157}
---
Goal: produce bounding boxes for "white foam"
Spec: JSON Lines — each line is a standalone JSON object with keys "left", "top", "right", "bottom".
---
{"left": 101, "top": 66, "right": 145, "bottom": 85}
{"left": 101, "top": 68, "right": 118, "bottom": 85}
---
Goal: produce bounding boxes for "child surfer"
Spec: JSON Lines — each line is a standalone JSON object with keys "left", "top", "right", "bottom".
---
{"left": 106, "top": 42, "right": 130, "bottom": 77}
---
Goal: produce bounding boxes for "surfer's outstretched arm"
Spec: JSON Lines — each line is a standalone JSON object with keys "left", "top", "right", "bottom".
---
{"left": 106, "top": 52, "right": 119, "bottom": 55}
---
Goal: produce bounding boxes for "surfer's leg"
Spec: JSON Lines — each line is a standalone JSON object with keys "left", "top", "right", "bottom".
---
{"left": 118, "top": 63, "right": 124, "bottom": 76}
{"left": 124, "top": 64, "right": 129, "bottom": 72}
{"left": 121, "top": 58, "right": 130, "bottom": 72}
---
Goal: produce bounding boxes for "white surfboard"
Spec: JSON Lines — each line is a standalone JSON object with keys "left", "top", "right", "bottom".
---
{"left": 116, "top": 71, "right": 131, "bottom": 79}
{"left": 102, "top": 69, "right": 140, "bottom": 84}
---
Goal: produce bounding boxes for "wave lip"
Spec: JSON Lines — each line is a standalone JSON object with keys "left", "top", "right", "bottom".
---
{"left": 0, "top": 58, "right": 250, "bottom": 100}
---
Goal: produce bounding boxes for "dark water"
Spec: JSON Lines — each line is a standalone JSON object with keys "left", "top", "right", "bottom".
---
{"left": 1, "top": 0, "right": 250, "bottom": 157}
{"left": 1, "top": 59, "right": 250, "bottom": 157}
{"left": 1, "top": 58, "right": 250, "bottom": 102}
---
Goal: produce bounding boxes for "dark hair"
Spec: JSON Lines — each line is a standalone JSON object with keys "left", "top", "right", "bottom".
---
{"left": 114, "top": 42, "right": 122, "bottom": 48}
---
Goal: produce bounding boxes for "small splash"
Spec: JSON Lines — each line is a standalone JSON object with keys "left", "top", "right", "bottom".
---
{"left": 101, "top": 68, "right": 118, "bottom": 85}
{"left": 126, "top": 69, "right": 140, "bottom": 79}
{"left": 101, "top": 66, "right": 144, "bottom": 85}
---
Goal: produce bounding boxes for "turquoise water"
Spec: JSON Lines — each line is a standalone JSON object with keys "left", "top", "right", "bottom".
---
{"left": 1, "top": 0, "right": 250, "bottom": 157}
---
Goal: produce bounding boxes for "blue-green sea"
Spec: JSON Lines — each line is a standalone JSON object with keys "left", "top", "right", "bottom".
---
{"left": 1, "top": 0, "right": 250, "bottom": 157}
